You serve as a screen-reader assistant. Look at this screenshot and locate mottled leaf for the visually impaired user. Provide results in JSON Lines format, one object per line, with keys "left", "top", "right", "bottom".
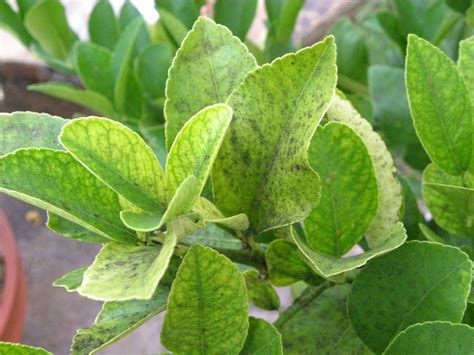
{"left": 277, "top": 284, "right": 371, "bottom": 354}
{"left": 384, "top": 322, "right": 474, "bottom": 355}
{"left": 121, "top": 175, "right": 199, "bottom": 232}
{"left": 306, "top": 122, "right": 378, "bottom": 256}
{"left": 0, "top": 112, "right": 65, "bottom": 156}
{"left": 326, "top": 95, "right": 402, "bottom": 247}
{"left": 244, "top": 270, "right": 280, "bottom": 311}
{"left": 0, "top": 149, "right": 134, "bottom": 243}
{"left": 0, "top": 343, "right": 51, "bottom": 355}
{"left": 164, "top": 17, "right": 257, "bottom": 148}
{"left": 241, "top": 317, "right": 283, "bottom": 355}
{"left": 193, "top": 197, "right": 249, "bottom": 231}
{"left": 348, "top": 241, "right": 472, "bottom": 353}
{"left": 214, "top": 36, "right": 337, "bottom": 234}
{"left": 60, "top": 117, "right": 166, "bottom": 213}
{"left": 166, "top": 104, "right": 232, "bottom": 196}
{"left": 161, "top": 245, "right": 248, "bottom": 353}
{"left": 406, "top": 34, "right": 472, "bottom": 175}
{"left": 265, "top": 239, "right": 323, "bottom": 286}
{"left": 79, "top": 232, "right": 176, "bottom": 301}
{"left": 53, "top": 267, "right": 86, "bottom": 292}
{"left": 294, "top": 222, "right": 407, "bottom": 278}
{"left": 422, "top": 164, "right": 474, "bottom": 237}
{"left": 71, "top": 286, "right": 170, "bottom": 355}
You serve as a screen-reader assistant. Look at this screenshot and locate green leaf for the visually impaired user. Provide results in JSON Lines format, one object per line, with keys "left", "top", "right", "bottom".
{"left": 400, "top": 176, "right": 423, "bottom": 240}
{"left": 214, "top": 0, "right": 258, "bottom": 41}
{"left": 0, "top": 149, "right": 134, "bottom": 243}
{"left": 113, "top": 18, "right": 145, "bottom": 115}
{"left": 0, "top": 343, "right": 51, "bottom": 355}
{"left": 265, "top": 239, "right": 323, "bottom": 286}
{"left": 277, "top": 284, "right": 371, "bottom": 354}
{"left": 136, "top": 43, "right": 172, "bottom": 99}
{"left": 166, "top": 104, "right": 232, "bottom": 197}
{"left": 118, "top": 0, "right": 141, "bottom": 29}
{"left": 164, "top": 17, "right": 257, "bottom": 149}
{"left": 24, "top": 0, "right": 76, "bottom": 61}
{"left": 348, "top": 241, "right": 472, "bottom": 353}
{"left": 183, "top": 223, "right": 243, "bottom": 250}
{"left": 28, "top": 82, "right": 116, "bottom": 118}
{"left": 241, "top": 317, "right": 283, "bottom": 355}
{"left": 384, "top": 321, "right": 474, "bottom": 354}
{"left": 60, "top": 117, "right": 167, "bottom": 213}
{"left": 406, "top": 34, "right": 472, "bottom": 175}
{"left": 74, "top": 42, "right": 115, "bottom": 101}
{"left": 155, "top": 8, "right": 189, "bottom": 50}
{"left": 447, "top": 0, "right": 472, "bottom": 13}
{"left": 306, "top": 122, "right": 378, "bottom": 257}
{"left": 376, "top": 11, "right": 406, "bottom": 52}
{"left": 161, "top": 245, "right": 248, "bottom": 353}
{"left": 121, "top": 175, "right": 199, "bottom": 232}
{"left": 0, "top": 1, "right": 32, "bottom": 46}
{"left": 0, "top": 112, "right": 65, "bottom": 156}
{"left": 368, "top": 65, "right": 426, "bottom": 164}
{"left": 214, "top": 36, "right": 337, "bottom": 235}
{"left": 459, "top": 36, "right": 474, "bottom": 106}
{"left": 394, "top": 0, "right": 448, "bottom": 41}
{"left": 79, "top": 233, "right": 176, "bottom": 301}
{"left": 422, "top": 164, "right": 474, "bottom": 237}
{"left": 193, "top": 197, "right": 249, "bottom": 231}
{"left": 419, "top": 223, "right": 448, "bottom": 244}
{"left": 326, "top": 95, "right": 402, "bottom": 247}
{"left": 138, "top": 123, "right": 167, "bottom": 167}
{"left": 294, "top": 222, "right": 407, "bottom": 278}
{"left": 71, "top": 286, "right": 170, "bottom": 355}
{"left": 119, "top": 211, "right": 162, "bottom": 232}
{"left": 53, "top": 267, "right": 86, "bottom": 292}
{"left": 264, "top": 0, "right": 305, "bottom": 60}
{"left": 156, "top": 0, "right": 199, "bottom": 29}
{"left": 47, "top": 213, "right": 110, "bottom": 244}
{"left": 88, "top": 0, "right": 119, "bottom": 50}
{"left": 331, "top": 17, "right": 369, "bottom": 85}
{"left": 244, "top": 270, "right": 280, "bottom": 311}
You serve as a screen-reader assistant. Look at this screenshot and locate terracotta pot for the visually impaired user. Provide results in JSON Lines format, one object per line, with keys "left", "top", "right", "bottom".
{"left": 0, "top": 209, "right": 27, "bottom": 342}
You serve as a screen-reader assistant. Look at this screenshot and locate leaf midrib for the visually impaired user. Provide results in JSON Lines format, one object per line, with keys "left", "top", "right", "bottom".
{"left": 417, "top": 47, "right": 465, "bottom": 173}
{"left": 248, "top": 43, "right": 330, "bottom": 225}
{"left": 394, "top": 259, "right": 469, "bottom": 335}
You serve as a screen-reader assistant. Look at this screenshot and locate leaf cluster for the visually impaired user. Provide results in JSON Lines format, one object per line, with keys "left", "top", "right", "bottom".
{"left": 0, "top": 2, "right": 473, "bottom": 355}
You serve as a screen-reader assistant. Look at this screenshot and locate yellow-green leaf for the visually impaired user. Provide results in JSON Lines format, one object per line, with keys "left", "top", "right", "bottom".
{"left": 326, "top": 95, "right": 402, "bottom": 247}
{"left": 0, "top": 149, "right": 134, "bottom": 243}
{"left": 60, "top": 117, "right": 166, "bottom": 213}
{"left": 214, "top": 36, "right": 337, "bottom": 235}
{"left": 164, "top": 17, "right": 257, "bottom": 149}
{"left": 165, "top": 104, "right": 232, "bottom": 197}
